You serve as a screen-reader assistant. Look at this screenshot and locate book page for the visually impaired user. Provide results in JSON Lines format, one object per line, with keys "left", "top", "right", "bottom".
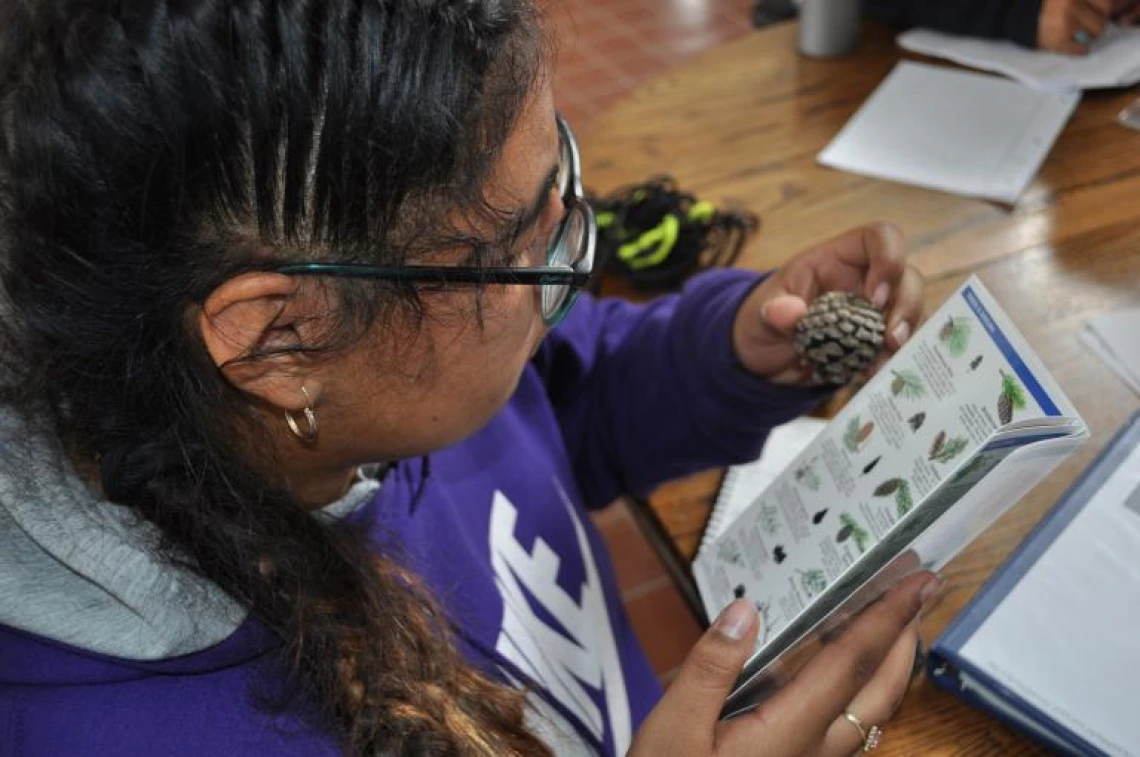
{"left": 722, "top": 432, "right": 1080, "bottom": 717}
{"left": 696, "top": 417, "right": 828, "bottom": 562}
{"left": 816, "top": 62, "right": 1080, "bottom": 204}
{"left": 958, "top": 439, "right": 1140, "bottom": 756}
{"left": 694, "top": 276, "right": 1081, "bottom": 656}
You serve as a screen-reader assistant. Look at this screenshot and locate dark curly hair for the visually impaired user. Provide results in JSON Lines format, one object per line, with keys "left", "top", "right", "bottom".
{"left": 0, "top": 0, "right": 554, "bottom": 754}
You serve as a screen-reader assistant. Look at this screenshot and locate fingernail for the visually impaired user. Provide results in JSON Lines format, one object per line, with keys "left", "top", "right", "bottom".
{"left": 892, "top": 320, "right": 911, "bottom": 346}
{"left": 872, "top": 282, "right": 890, "bottom": 309}
{"left": 920, "top": 575, "right": 944, "bottom": 605}
{"left": 713, "top": 599, "right": 757, "bottom": 641}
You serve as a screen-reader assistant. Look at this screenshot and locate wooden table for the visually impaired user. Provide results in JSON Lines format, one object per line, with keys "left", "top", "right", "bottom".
{"left": 580, "top": 20, "right": 1140, "bottom": 756}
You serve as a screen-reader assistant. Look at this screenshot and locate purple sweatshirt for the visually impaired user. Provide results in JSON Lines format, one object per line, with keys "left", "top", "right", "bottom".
{"left": 0, "top": 269, "right": 822, "bottom": 756}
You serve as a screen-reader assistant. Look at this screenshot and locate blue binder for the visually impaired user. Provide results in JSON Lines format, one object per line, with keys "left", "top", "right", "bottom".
{"left": 927, "top": 410, "right": 1140, "bottom": 756}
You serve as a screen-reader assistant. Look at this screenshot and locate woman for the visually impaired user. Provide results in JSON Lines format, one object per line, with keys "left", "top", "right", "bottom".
{"left": 0, "top": 0, "right": 934, "bottom": 754}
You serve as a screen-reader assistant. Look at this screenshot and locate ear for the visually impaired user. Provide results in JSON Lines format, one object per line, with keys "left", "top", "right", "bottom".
{"left": 198, "top": 272, "right": 325, "bottom": 411}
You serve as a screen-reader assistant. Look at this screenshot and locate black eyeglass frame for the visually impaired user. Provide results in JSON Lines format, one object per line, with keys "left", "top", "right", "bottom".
{"left": 274, "top": 116, "right": 595, "bottom": 325}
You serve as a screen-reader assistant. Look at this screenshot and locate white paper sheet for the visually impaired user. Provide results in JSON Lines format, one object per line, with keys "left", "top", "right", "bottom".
{"left": 959, "top": 439, "right": 1140, "bottom": 757}
{"left": 818, "top": 62, "right": 1080, "bottom": 204}
{"left": 899, "top": 25, "right": 1140, "bottom": 91}
{"left": 1081, "top": 309, "right": 1140, "bottom": 396}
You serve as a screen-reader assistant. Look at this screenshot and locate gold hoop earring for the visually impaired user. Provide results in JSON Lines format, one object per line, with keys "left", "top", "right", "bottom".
{"left": 284, "top": 386, "right": 319, "bottom": 444}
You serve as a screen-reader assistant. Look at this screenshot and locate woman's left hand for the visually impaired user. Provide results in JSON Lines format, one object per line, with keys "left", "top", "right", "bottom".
{"left": 732, "top": 222, "right": 924, "bottom": 385}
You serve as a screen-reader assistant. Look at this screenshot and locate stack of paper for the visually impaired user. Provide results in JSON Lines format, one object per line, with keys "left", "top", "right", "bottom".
{"left": 817, "top": 61, "right": 1080, "bottom": 203}
{"left": 1080, "top": 309, "right": 1140, "bottom": 395}
{"left": 899, "top": 25, "right": 1140, "bottom": 91}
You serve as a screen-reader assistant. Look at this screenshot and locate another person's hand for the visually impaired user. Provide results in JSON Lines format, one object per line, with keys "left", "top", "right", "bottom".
{"left": 1038, "top": 0, "right": 1112, "bottom": 54}
{"left": 629, "top": 572, "right": 939, "bottom": 757}
{"left": 731, "top": 222, "right": 923, "bottom": 385}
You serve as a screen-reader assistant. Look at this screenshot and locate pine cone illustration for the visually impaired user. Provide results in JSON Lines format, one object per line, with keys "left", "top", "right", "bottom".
{"left": 929, "top": 430, "right": 947, "bottom": 458}
{"left": 873, "top": 478, "right": 905, "bottom": 497}
{"left": 795, "top": 292, "right": 886, "bottom": 386}
{"left": 997, "top": 392, "right": 1014, "bottom": 425}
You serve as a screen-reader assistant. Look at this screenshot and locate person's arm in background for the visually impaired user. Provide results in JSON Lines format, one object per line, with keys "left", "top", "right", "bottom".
{"left": 865, "top": 0, "right": 1042, "bottom": 47}
{"left": 865, "top": 0, "right": 1123, "bottom": 54}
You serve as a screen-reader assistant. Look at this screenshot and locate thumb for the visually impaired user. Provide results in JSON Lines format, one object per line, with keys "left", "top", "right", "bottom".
{"left": 635, "top": 601, "right": 759, "bottom": 755}
{"left": 761, "top": 294, "right": 808, "bottom": 337}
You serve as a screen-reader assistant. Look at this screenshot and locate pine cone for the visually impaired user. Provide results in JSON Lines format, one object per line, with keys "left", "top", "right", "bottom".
{"left": 795, "top": 292, "right": 886, "bottom": 385}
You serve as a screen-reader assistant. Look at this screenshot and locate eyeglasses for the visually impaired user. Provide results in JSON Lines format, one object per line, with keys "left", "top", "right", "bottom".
{"left": 275, "top": 116, "right": 595, "bottom": 327}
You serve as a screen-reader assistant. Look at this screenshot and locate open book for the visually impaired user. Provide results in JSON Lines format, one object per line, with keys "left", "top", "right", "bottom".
{"left": 692, "top": 276, "right": 1089, "bottom": 717}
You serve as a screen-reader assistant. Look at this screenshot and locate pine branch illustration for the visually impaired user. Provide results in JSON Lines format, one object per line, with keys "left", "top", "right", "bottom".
{"left": 890, "top": 369, "right": 926, "bottom": 400}
{"left": 843, "top": 416, "right": 862, "bottom": 453}
{"left": 940, "top": 317, "right": 972, "bottom": 356}
{"left": 798, "top": 569, "right": 827, "bottom": 596}
{"left": 839, "top": 513, "right": 871, "bottom": 553}
{"left": 931, "top": 436, "right": 969, "bottom": 464}
{"left": 1000, "top": 370, "right": 1028, "bottom": 410}
{"left": 895, "top": 483, "right": 914, "bottom": 516}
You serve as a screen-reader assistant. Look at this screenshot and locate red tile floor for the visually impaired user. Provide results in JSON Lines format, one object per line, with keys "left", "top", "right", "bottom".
{"left": 549, "top": 0, "right": 755, "bottom": 135}
{"left": 551, "top": 0, "right": 759, "bottom": 682}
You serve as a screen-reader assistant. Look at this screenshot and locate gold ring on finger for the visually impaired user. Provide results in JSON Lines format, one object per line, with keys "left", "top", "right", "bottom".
{"left": 844, "top": 711, "right": 883, "bottom": 752}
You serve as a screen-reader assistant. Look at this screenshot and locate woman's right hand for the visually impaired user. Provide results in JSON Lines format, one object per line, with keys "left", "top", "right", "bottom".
{"left": 628, "top": 572, "right": 939, "bottom": 757}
